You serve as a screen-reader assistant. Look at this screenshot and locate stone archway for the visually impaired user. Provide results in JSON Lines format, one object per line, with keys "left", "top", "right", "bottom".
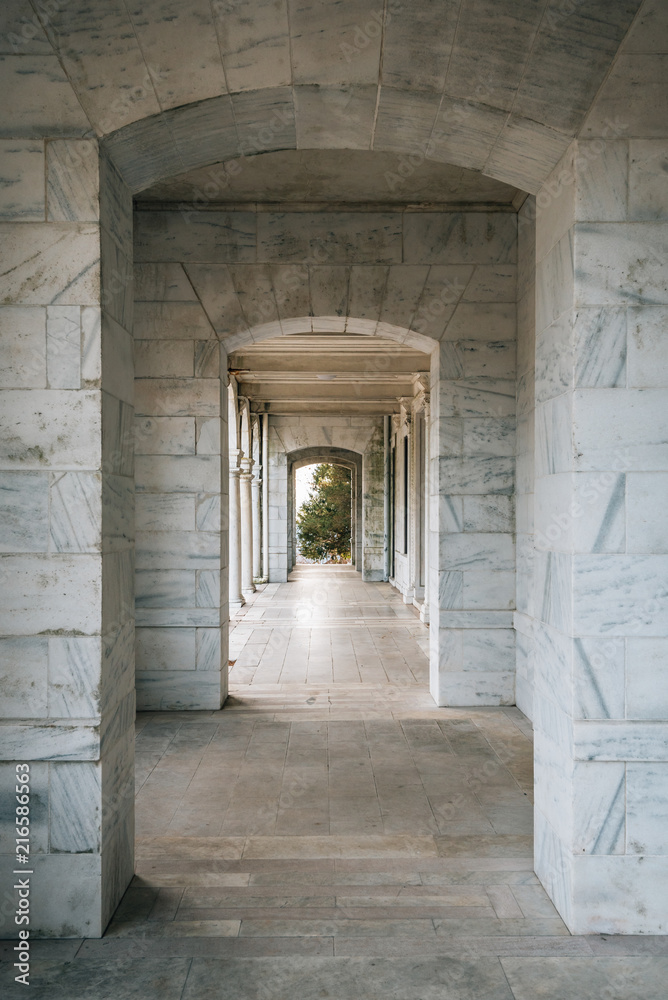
{"left": 288, "top": 448, "right": 363, "bottom": 574}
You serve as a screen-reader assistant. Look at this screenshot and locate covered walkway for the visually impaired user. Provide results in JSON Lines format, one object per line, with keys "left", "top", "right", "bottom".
{"left": 9, "top": 570, "right": 667, "bottom": 998}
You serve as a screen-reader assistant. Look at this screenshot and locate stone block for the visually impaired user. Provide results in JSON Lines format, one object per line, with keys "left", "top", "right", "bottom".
{"left": 0, "top": 306, "right": 46, "bottom": 389}
{"left": 0, "top": 762, "right": 48, "bottom": 857}
{"left": 573, "top": 306, "right": 626, "bottom": 388}
{"left": 133, "top": 301, "right": 215, "bottom": 341}
{"left": 0, "top": 635, "right": 48, "bottom": 717}
{"left": 0, "top": 139, "right": 44, "bottom": 220}
{"left": 134, "top": 210, "right": 256, "bottom": 263}
{"left": 257, "top": 212, "right": 402, "bottom": 265}
{"left": 535, "top": 313, "right": 571, "bottom": 404}
{"left": 135, "top": 494, "right": 196, "bottom": 531}
{"left": 101, "top": 314, "right": 133, "bottom": 405}
{"left": 135, "top": 627, "right": 196, "bottom": 671}
{"left": 536, "top": 231, "right": 574, "bottom": 330}
{"left": 46, "top": 305, "right": 80, "bottom": 389}
{"left": 485, "top": 117, "right": 572, "bottom": 193}
{"left": 134, "top": 378, "right": 220, "bottom": 418}
{"left": 462, "top": 264, "right": 517, "bottom": 303}
{"left": 48, "top": 635, "right": 101, "bottom": 718}
{"left": 196, "top": 570, "right": 220, "bottom": 609}
{"left": 438, "top": 456, "right": 514, "bottom": 496}
{"left": 102, "top": 474, "right": 134, "bottom": 553}
{"left": 374, "top": 88, "right": 440, "bottom": 155}
{"left": 100, "top": 548, "right": 134, "bottom": 633}
{"left": 403, "top": 213, "right": 516, "bottom": 265}
{"left": 100, "top": 229, "right": 133, "bottom": 330}
{"left": 50, "top": 471, "right": 102, "bottom": 553}
{"left": 571, "top": 472, "right": 625, "bottom": 554}
{"left": 0, "top": 222, "right": 100, "bottom": 306}
{"left": 626, "top": 763, "right": 668, "bottom": 855}
{"left": 627, "top": 306, "right": 668, "bottom": 388}
{"left": 575, "top": 222, "right": 668, "bottom": 307}
{"left": 81, "top": 307, "right": 101, "bottom": 385}
{"left": 462, "top": 570, "right": 515, "bottom": 610}
{"left": 463, "top": 495, "right": 514, "bottom": 533}
{"left": 214, "top": 0, "right": 290, "bottom": 92}
{"left": 442, "top": 302, "right": 516, "bottom": 342}
{"left": 196, "top": 418, "right": 221, "bottom": 455}
{"left": 532, "top": 551, "right": 572, "bottom": 633}
{"left": 535, "top": 394, "right": 573, "bottom": 478}
{"left": 196, "top": 627, "right": 221, "bottom": 671}
{"left": 574, "top": 140, "right": 628, "bottom": 224}
{"left": 0, "top": 54, "right": 90, "bottom": 138}
{"left": 101, "top": 393, "right": 133, "bottom": 478}
{"left": 295, "top": 85, "right": 376, "bottom": 149}
{"left": 0, "top": 470, "right": 49, "bottom": 551}
{"left": 573, "top": 388, "right": 668, "bottom": 472}
{"left": 626, "top": 637, "right": 668, "bottom": 720}
{"left": 431, "top": 99, "right": 507, "bottom": 172}
{"left": 436, "top": 670, "right": 515, "bottom": 707}
{"left": 574, "top": 719, "right": 668, "bottom": 763}
{"left": 135, "top": 455, "right": 220, "bottom": 494}
{"left": 135, "top": 569, "right": 197, "bottom": 610}
{"left": 135, "top": 530, "right": 220, "bottom": 571}
{"left": 134, "top": 263, "right": 197, "bottom": 302}
{"left": 46, "top": 139, "right": 99, "bottom": 222}
{"left": 49, "top": 761, "right": 101, "bottom": 853}
{"left": 290, "top": 1, "right": 381, "bottom": 86}
{"left": 0, "top": 554, "right": 101, "bottom": 634}
{"left": 135, "top": 669, "right": 223, "bottom": 711}
{"left": 0, "top": 722, "right": 99, "bottom": 761}
{"left": 134, "top": 416, "right": 195, "bottom": 456}
{"left": 628, "top": 139, "right": 668, "bottom": 220}
{"left": 573, "top": 635, "right": 625, "bottom": 721}
{"left": 196, "top": 493, "right": 220, "bottom": 531}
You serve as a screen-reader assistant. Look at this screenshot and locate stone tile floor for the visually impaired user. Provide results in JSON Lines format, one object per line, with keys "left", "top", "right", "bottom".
{"left": 2, "top": 566, "right": 667, "bottom": 997}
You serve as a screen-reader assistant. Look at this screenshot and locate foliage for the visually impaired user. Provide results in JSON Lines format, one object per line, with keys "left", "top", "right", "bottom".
{"left": 296, "top": 464, "right": 352, "bottom": 563}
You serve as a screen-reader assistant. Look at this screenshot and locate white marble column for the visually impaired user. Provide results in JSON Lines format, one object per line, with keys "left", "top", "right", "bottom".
{"left": 252, "top": 472, "right": 262, "bottom": 581}
{"left": 532, "top": 137, "right": 668, "bottom": 934}
{"left": 0, "top": 144, "right": 135, "bottom": 937}
{"left": 420, "top": 399, "right": 430, "bottom": 624}
{"left": 228, "top": 449, "right": 244, "bottom": 609}
{"left": 261, "top": 413, "right": 270, "bottom": 582}
{"left": 240, "top": 456, "right": 255, "bottom": 595}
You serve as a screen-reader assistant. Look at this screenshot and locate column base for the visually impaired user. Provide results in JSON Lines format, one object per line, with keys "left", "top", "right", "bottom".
{"left": 229, "top": 598, "right": 245, "bottom": 610}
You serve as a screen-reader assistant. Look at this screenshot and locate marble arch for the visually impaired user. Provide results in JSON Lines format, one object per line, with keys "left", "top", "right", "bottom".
{"left": 287, "top": 447, "right": 363, "bottom": 572}
{"left": 1, "top": 0, "right": 667, "bottom": 943}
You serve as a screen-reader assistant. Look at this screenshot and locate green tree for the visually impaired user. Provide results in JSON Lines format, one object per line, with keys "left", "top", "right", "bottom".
{"left": 297, "top": 464, "right": 352, "bottom": 562}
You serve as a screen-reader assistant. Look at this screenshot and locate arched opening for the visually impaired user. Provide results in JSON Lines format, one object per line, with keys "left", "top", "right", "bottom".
{"left": 3, "top": 0, "right": 664, "bottom": 950}
{"left": 290, "top": 451, "right": 360, "bottom": 571}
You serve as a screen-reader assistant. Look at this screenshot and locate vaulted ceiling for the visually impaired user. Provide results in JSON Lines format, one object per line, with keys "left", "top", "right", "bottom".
{"left": 2, "top": 0, "right": 656, "bottom": 194}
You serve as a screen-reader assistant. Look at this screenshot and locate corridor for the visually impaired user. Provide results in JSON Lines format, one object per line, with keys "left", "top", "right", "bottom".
{"left": 6, "top": 569, "right": 666, "bottom": 999}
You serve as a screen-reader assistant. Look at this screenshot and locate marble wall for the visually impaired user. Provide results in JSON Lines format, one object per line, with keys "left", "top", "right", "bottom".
{"left": 514, "top": 198, "right": 536, "bottom": 720}
{"left": 427, "top": 225, "right": 517, "bottom": 707}
{"left": 133, "top": 264, "right": 228, "bottom": 710}
{"left": 533, "top": 137, "right": 668, "bottom": 934}
{"left": 0, "top": 142, "right": 135, "bottom": 936}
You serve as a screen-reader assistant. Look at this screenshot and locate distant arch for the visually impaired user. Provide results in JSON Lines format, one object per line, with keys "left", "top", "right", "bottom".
{"left": 288, "top": 447, "right": 362, "bottom": 572}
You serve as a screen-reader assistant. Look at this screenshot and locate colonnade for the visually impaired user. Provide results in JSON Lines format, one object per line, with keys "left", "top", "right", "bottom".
{"left": 387, "top": 383, "right": 431, "bottom": 623}
{"left": 228, "top": 381, "right": 268, "bottom": 608}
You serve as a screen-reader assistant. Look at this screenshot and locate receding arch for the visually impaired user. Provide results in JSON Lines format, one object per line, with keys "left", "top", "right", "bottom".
{"left": 222, "top": 316, "right": 440, "bottom": 355}
{"left": 288, "top": 447, "right": 363, "bottom": 572}
{"left": 101, "top": 85, "right": 567, "bottom": 195}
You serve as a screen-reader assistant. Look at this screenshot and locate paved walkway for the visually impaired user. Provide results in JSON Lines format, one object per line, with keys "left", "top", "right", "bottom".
{"left": 3, "top": 567, "right": 667, "bottom": 997}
